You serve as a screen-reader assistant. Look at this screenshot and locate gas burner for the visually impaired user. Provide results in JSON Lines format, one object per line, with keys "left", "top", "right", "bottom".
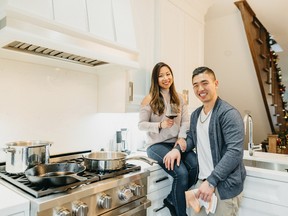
{"left": 0, "top": 151, "right": 150, "bottom": 216}
{"left": 0, "top": 160, "right": 140, "bottom": 198}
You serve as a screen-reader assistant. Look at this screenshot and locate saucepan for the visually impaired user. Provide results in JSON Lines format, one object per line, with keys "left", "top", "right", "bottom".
{"left": 83, "top": 151, "right": 157, "bottom": 172}
{"left": 24, "top": 163, "right": 87, "bottom": 187}
{"left": 2, "top": 140, "right": 52, "bottom": 174}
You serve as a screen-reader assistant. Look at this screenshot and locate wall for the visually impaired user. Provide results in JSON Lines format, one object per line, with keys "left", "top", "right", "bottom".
{"left": 204, "top": 2, "right": 271, "bottom": 147}
{"left": 0, "top": 58, "right": 147, "bottom": 162}
{"left": 0, "top": 58, "right": 101, "bottom": 161}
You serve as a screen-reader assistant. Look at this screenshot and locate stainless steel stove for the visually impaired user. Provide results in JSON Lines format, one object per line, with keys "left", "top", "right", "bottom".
{"left": 0, "top": 151, "right": 151, "bottom": 216}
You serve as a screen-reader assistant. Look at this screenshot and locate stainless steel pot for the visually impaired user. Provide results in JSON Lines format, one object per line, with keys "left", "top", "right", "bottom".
{"left": 3, "top": 140, "right": 52, "bottom": 174}
{"left": 83, "top": 151, "right": 157, "bottom": 172}
{"left": 24, "top": 163, "right": 87, "bottom": 187}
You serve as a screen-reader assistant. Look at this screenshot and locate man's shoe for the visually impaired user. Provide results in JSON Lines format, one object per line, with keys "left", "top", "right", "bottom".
{"left": 163, "top": 198, "right": 177, "bottom": 216}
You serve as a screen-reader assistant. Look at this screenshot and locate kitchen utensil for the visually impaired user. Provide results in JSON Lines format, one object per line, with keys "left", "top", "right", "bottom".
{"left": 83, "top": 151, "right": 157, "bottom": 172}
{"left": 2, "top": 140, "right": 52, "bottom": 174}
{"left": 24, "top": 163, "right": 87, "bottom": 187}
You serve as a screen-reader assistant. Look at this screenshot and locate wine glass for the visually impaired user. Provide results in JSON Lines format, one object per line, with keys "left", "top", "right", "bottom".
{"left": 165, "top": 103, "right": 178, "bottom": 119}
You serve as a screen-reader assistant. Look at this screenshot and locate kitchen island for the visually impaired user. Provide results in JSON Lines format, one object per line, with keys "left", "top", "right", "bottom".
{"left": 131, "top": 150, "right": 288, "bottom": 216}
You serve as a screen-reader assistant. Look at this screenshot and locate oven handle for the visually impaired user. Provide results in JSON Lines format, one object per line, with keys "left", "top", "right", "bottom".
{"left": 118, "top": 199, "right": 151, "bottom": 216}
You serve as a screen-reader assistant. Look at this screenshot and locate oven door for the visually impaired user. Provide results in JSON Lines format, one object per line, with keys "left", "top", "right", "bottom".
{"left": 100, "top": 197, "right": 151, "bottom": 216}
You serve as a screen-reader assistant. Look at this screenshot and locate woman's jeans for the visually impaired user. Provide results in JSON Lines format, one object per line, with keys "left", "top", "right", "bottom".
{"left": 147, "top": 142, "right": 198, "bottom": 216}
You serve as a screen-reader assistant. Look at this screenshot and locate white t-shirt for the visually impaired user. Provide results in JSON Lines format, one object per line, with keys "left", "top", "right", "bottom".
{"left": 197, "top": 109, "right": 214, "bottom": 180}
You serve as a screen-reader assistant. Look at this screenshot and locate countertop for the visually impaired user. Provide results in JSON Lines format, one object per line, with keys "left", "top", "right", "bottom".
{"left": 130, "top": 150, "right": 288, "bottom": 182}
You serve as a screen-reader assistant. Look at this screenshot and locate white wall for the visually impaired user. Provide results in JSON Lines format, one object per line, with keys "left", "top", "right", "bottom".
{"left": 0, "top": 59, "right": 100, "bottom": 160}
{"left": 204, "top": 3, "right": 271, "bottom": 147}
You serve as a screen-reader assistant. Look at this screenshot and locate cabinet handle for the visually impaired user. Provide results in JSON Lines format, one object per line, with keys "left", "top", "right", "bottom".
{"left": 153, "top": 205, "right": 166, "bottom": 212}
{"left": 129, "top": 81, "right": 133, "bottom": 102}
{"left": 155, "top": 176, "right": 169, "bottom": 183}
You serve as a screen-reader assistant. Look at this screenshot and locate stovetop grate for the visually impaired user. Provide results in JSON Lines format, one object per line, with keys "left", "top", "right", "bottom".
{"left": 0, "top": 162, "right": 141, "bottom": 198}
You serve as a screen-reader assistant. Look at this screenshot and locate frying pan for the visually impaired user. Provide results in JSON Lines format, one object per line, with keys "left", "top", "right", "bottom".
{"left": 83, "top": 151, "right": 157, "bottom": 172}
{"left": 24, "top": 163, "right": 87, "bottom": 187}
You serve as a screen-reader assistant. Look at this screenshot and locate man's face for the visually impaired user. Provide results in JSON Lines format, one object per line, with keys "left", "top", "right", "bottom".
{"left": 192, "top": 72, "right": 218, "bottom": 103}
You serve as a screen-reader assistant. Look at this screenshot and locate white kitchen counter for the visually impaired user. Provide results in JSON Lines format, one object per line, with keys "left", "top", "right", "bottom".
{"left": 244, "top": 150, "right": 288, "bottom": 165}
{"left": 131, "top": 150, "right": 288, "bottom": 215}
{"left": 0, "top": 182, "right": 30, "bottom": 216}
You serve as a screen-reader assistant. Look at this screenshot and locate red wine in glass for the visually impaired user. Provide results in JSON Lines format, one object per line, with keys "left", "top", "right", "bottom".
{"left": 165, "top": 114, "right": 178, "bottom": 119}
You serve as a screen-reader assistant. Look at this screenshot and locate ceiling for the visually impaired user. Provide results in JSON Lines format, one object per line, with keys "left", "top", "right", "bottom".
{"left": 205, "top": 0, "right": 288, "bottom": 81}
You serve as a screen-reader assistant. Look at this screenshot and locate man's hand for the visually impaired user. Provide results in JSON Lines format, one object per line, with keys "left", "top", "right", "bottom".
{"left": 195, "top": 180, "right": 215, "bottom": 202}
{"left": 163, "top": 148, "right": 181, "bottom": 170}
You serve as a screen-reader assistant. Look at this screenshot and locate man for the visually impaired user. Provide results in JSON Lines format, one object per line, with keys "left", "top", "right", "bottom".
{"left": 186, "top": 66, "right": 246, "bottom": 216}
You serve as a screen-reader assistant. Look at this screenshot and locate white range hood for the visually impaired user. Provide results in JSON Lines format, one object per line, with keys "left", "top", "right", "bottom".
{"left": 0, "top": 8, "right": 139, "bottom": 71}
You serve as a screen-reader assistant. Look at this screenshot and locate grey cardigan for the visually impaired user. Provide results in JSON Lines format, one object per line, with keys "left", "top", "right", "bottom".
{"left": 186, "top": 97, "right": 246, "bottom": 200}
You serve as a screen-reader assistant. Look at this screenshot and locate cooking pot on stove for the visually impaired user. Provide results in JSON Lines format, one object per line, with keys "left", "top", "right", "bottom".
{"left": 2, "top": 140, "right": 52, "bottom": 174}
{"left": 83, "top": 151, "right": 157, "bottom": 172}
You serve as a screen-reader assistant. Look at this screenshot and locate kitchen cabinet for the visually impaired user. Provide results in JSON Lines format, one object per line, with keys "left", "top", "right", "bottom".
{"left": 147, "top": 168, "right": 173, "bottom": 215}
{"left": 96, "top": 65, "right": 146, "bottom": 113}
{"left": 112, "top": 0, "right": 136, "bottom": 49}
{"left": 6, "top": 0, "right": 54, "bottom": 19}
{"left": 238, "top": 151, "right": 288, "bottom": 216}
{"left": 239, "top": 173, "right": 288, "bottom": 216}
{"left": 5, "top": 0, "right": 137, "bottom": 49}
{"left": 86, "top": 0, "right": 114, "bottom": 41}
{"left": 0, "top": 183, "right": 30, "bottom": 216}
{"left": 155, "top": 0, "right": 204, "bottom": 112}
{"left": 240, "top": 197, "right": 288, "bottom": 216}
{"left": 53, "top": 0, "right": 88, "bottom": 31}
{"left": 97, "top": 0, "right": 155, "bottom": 113}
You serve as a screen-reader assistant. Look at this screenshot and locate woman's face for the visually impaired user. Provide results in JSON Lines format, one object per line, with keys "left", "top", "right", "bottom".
{"left": 158, "top": 66, "right": 173, "bottom": 90}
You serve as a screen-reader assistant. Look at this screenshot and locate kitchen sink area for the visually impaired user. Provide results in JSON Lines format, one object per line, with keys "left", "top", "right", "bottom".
{"left": 239, "top": 150, "right": 288, "bottom": 216}
{"left": 243, "top": 159, "right": 288, "bottom": 172}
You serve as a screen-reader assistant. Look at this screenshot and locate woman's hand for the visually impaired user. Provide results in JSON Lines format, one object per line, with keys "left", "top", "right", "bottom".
{"left": 161, "top": 119, "right": 174, "bottom": 129}
{"left": 175, "top": 138, "right": 187, "bottom": 152}
{"left": 163, "top": 149, "right": 181, "bottom": 170}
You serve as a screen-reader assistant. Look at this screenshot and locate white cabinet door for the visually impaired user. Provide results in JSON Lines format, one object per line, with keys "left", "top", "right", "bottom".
{"left": 239, "top": 197, "right": 288, "bottom": 216}
{"left": 53, "top": 0, "right": 88, "bottom": 31}
{"left": 147, "top": 186, "right": 171, "bottom": 216}
{"left": 7, "top": 0, "right": 53, "bottom": 19}
{"left": 97, "top": 65, "right": 127, "bottom": 113}
{"left": 148, "top": 168, "right": 173, "bottom": 194}
{"left": 86, "top": 0, "right": 115, "bottom": 41}
{"left": 155, "top": 0, "right": 204, "bottom": 113}
{"left": 112, "top": 0, "right": 136, "bottom": 49}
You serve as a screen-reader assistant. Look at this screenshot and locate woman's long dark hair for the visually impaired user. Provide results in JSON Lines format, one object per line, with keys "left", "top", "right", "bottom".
{"left": 149, "top": 62, "right": 180, "bottom": 115}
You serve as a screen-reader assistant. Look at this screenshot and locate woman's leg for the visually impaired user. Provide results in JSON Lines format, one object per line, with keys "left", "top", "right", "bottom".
{"left": 182, "top": 151, "right": 199, "bottom": 189}
{"left": 147, "top": 143, "right": 189, "bottom": 216}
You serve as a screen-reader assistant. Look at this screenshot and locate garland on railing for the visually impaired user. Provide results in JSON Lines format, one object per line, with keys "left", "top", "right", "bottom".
{"left": 270, "top": 49, "right": 288, "bottom": 121}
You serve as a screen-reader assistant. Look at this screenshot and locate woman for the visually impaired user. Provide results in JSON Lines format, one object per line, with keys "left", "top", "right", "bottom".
{"left": 138, "top": 62, "right": 198, "bottom": 216}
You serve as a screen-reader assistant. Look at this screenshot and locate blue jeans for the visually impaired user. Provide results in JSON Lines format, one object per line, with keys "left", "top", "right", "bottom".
{"left": 147, "top": 142, "right": 198, "bottom": 216}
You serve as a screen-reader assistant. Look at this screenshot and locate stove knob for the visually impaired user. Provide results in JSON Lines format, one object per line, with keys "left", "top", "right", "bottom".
{"left": 98, "top": 193, "right": 112, "bottom": 209}
{"left": 54, "top": 207, "right": 71, "bottom": 216}
{"left": 130, "top": 183, "right": 144, "bottom": 196}
{"left": 118, "top": 187, "right": 133, "bottom": 201}
{"left": 72, "top": 201, "right": 89, "bottom": 216}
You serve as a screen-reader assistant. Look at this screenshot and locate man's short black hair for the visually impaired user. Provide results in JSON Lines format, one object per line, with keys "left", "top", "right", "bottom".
{"left": 192, "top": 66, "right": 216, "bottom": 80}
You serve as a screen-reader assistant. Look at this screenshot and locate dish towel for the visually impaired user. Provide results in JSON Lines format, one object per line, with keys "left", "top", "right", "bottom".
{"left": 185, "top": 189, "right": 217, "bottom": 214}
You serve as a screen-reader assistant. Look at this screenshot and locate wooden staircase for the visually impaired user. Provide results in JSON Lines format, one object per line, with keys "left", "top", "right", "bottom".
{"left": 235, "top": 0, "right": 287, "bottom": 134}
